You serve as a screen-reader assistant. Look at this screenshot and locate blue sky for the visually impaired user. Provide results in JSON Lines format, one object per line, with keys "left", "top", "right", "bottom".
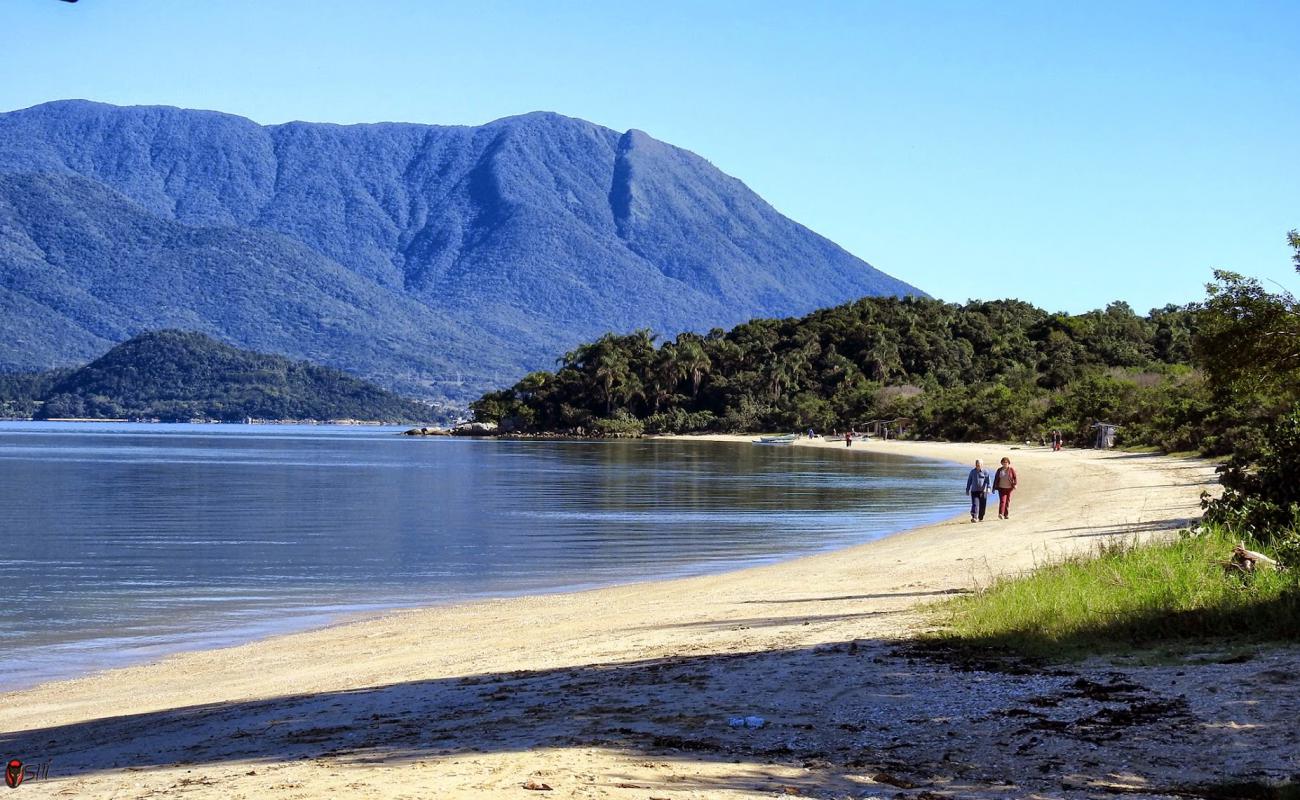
{"left": 3, "top": 0, "right": 1296, "bottom": 313}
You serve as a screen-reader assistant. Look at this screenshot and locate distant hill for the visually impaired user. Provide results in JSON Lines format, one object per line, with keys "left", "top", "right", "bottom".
{"left": 0, "top": 100, "right": 924, "bottom": 401}
{"left": 1, "top": 330, "right": 440, "bottom": 423}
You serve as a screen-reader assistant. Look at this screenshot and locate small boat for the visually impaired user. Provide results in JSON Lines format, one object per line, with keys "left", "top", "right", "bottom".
{"left": 754, "top": 433, "right": 798, "bottom": 445}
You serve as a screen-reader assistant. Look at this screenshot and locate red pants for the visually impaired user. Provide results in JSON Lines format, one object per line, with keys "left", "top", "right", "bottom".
{"left": 998, "top": 489, "right": 1013, "bottom": 517}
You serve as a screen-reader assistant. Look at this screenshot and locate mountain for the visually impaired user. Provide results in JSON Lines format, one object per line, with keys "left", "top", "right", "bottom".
{"left": 6, "top": 330, "right": 439, "bottom": 423}
{"left": 0, "top": 100, "right": 923, "bottom": 401}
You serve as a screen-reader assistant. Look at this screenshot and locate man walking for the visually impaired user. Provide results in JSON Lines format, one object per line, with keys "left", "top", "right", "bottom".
{"left": 965, "top": 459, "right": 992, "bottom": 522}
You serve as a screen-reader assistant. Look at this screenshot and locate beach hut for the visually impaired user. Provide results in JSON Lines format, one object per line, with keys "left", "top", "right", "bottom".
{"left": 862, "top": 417, "right": 912, "bottom": 440}
{"left": 1091, "top": 421, "right": 1120, "bottom": 449}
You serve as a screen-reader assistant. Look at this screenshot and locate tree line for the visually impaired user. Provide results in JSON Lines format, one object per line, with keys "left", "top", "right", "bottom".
{"left": 474, "top": 290, "right": 1208, "bottom": 446}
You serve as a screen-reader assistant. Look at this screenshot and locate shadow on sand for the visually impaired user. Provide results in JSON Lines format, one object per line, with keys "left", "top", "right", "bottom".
{"left": 4, "top": 625, "right": 1296, "bottom": 797}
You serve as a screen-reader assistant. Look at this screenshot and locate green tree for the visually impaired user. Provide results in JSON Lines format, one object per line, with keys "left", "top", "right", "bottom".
{"left": 862, "top": 333, "right": 902, "bottom": 382}
{"left": 675, "top": 337, "right": 712, "bottom": 400}
{"left": 1194, "top": 270, "right": 1300, "bottom": 397}
{"left": 1204, "top": 404, "right": 1300, "bottom": 544}
{"left": 593, "top": 341, "right": 632, "bottom": 416}
{"left": 648, "top": 343, "right": 687, "bottom": 413}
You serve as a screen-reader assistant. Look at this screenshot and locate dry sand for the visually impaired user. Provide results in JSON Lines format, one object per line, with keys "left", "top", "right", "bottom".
{"left": 2, "top": 437, "right": 1296, "bottom": 799}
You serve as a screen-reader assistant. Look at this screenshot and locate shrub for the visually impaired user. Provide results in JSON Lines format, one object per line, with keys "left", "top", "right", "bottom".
{"left": 1204, "top": 404, "right": 1300, "bottom": 544}
{"left": 643, "top": 408, "right": 717, "bottom": 434}
{"left": 590, "top": 409, "right": 644, "bottom": 436}
{"left": 718, "top": 396, "right": 772, "bottom": 433}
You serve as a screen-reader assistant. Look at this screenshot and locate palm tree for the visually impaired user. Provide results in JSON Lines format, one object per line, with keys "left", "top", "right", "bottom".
{"left": 764, "top": 352, "right": 800, "bottom": 401}
{"left": 559, "top": 341, "right": 597, "bottom": 371}
{"left": 617, "top": 370, "right": 646, "bottom": 414}
{"left": 649, "top": 344, "right": 687, "bottom": 413}
{"left": 864, "top": 335, "right": 903, "bottom": 382}
{"left": 765, "top": 338, "right": 819, "bottom": 401}
{"left": 516, "top": 371, "right": 551, "bottom": 401}
{"left": 676, "top": 338, "right": 712, "bottom": 401}
{"left": 593, "top": 345, "right": 631, "bottom": 415}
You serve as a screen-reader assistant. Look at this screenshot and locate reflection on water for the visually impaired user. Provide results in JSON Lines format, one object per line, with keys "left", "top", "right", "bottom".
{"left": 0, "top": 422, "right": 963, "bottom": 688}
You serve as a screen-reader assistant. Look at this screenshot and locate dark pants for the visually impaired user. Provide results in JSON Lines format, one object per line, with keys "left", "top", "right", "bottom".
{"left": 970, "top": 491, "right": 987, "bottom": 520}
{"left": 998, "top": 488, "right": 1013, "bottom": 517}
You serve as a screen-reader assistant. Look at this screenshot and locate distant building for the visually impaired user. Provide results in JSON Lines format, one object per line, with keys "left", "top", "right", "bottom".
{"left": 1091, "top": 422, "right": 1119, "bottom": 449}
{"left": 863, "top": 418, "right": 911, "bottom": 440}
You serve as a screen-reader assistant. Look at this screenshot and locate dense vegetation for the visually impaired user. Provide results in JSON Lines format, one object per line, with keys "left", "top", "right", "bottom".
{"left": 1197, "top": 235, "right": 1300, "bottom": 562}
{"left": 473, "top": 294, "right": 1206, "bottom": 447}
{"left": 0, "top": 330, "right": 441, "bottom": 424}
{"left": 0, "top": 100, "right": 918, "bottom": 402}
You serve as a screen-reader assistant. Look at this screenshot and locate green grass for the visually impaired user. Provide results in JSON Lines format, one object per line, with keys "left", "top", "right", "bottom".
{"left": 1117, "top": 444, "right": 1163, "bottom": 454}
{"left": 928, "top": 526, "right": 1300, "bottom": 660}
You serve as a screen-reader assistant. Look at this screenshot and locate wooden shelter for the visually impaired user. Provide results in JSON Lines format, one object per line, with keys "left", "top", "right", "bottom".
{"left": 862, "top": 417, "right": 912, "bottom": 440}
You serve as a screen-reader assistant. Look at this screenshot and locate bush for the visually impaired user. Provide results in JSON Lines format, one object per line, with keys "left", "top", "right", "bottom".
{"left": 643, "top": 407, "right": 717, "bottom": 434}
{"left": 1275, "top": 533, "right": 1300, "bottom": 572}
{"left": 590, "top": 410, "right": 644, "bottom": 436}
{"left": 1204, "top": 404, "right": 1300, "bottom": 544}
{"left": 1121, "top": 371, "right": 1213, "bottom": 452}
{"left": 783, "top": 392, "right": 837, "bottom": 432}
{"left": 914, "top": 382, "right": 1043, "bottom": 441}
{"left": 718, "top": 396, "right": 772, "bottom": 433}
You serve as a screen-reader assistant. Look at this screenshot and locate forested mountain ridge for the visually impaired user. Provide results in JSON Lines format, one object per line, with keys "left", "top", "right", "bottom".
{"left": 0, "top": 330, "right": 440, "bottom": 423}
{"left": 0, "top": 100, "right": 922, "bottom": 400}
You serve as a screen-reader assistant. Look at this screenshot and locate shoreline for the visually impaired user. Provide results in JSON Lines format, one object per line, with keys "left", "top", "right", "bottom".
{"left": 7, "top": 437, "right": 1291, "bottom": 798}
{"left": 0, "top": 434, "right": 963, "bottom": 693}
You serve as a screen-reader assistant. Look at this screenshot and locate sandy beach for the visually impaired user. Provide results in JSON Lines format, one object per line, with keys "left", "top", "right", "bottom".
{"left": 2, "top": 437, "right": 1296, "bottom": 799}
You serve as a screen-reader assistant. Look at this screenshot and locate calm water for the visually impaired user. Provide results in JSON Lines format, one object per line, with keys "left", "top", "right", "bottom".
{"left": 0, "top": 422, "right": 963, "bottom": 689}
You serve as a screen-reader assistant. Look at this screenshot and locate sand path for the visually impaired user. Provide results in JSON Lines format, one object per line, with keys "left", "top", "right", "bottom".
{"left": 3, "top": 438, "right": 1295, "bottom": 799}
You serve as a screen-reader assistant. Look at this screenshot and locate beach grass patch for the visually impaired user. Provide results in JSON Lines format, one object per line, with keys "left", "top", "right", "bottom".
{"left": 928, "top": 525, "right": 1300, "bottom": 660}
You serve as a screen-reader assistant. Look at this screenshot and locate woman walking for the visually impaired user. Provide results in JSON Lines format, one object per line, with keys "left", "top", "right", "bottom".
{"left": 994, "top": 457, "right": 1018, "bottom": 519}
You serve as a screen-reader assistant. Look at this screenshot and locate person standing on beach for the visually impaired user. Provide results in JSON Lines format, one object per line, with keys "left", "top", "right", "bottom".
{"left": 1051, "top": 430, "right": 1062, "bottom": 451}
{"left": 994, "top": 457, "right": 1018, "bottom": 519}
{"left": 845, "top": 431, "right": 852, "bottom": 447}
{"left": 965, "top": 459, "right": 992, "bottom": 522}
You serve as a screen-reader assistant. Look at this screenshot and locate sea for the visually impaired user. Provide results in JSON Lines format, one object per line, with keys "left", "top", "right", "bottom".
{"left": 0, "top": 422, "right": 964, "bottom": 690}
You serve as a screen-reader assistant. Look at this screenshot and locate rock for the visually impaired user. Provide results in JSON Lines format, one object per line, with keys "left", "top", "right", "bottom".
{"left": 870, "top": 772, "right": 917, "bottom": 789}
{"left": 453, "top": 421, "right": 499, "bottom": 436}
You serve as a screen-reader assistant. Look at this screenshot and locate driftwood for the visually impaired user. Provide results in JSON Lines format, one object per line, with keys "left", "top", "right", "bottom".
{"left": 1222, "top": 542, "right": 1278, "bottom": 575}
